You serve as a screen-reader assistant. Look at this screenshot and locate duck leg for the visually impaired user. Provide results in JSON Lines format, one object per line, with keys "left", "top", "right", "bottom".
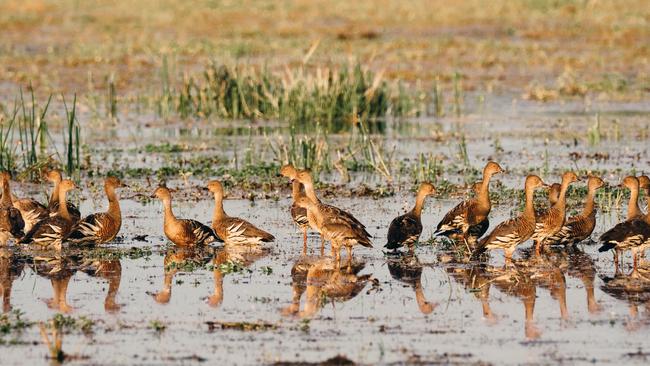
{"left": 320, "top": 234, "right": 325, "bottom": 256}
{"left": 345, "top": 246, "right": 352, "bottom": 273}
{"left": 302, "top": 228, "right": 308, "bottom": 255}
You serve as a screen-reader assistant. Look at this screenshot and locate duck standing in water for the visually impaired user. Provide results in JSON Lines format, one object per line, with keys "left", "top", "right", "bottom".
{"left": 18, "top": 179, "right": 77, "bottom": 250}
{"left": 279, "top": 164, "right": 311, "bottom": 253}
{"left": 208, "top": 180, "right": 274, "bottom": 245}
{"left": 531, "top": 171, "right": 579, "bottom": 255}
{"left": 546, "top": 176, "right": 605, "bottom": 245}
{"left": 435, "top": 161, "right": 504, "bottom": 247}
{"left": 0, "top": 171, "right": 48, "bottom": 233}
{"left": 385, "top": 183, "right": 436, "bottom": 253}
{"left": 43, "top": 169, "right": 81, "bottom": 221}
{"left": 66, "top": 177, "right": 127, "bottom": 245}
{"left": 472, "top": 175, "right": 547, "bottom": 262}
{"left": 152, "top": 186, "right": 217, "bottom": 247}
{"left": 0, "top": 173, "right": 25, "bottom": 244}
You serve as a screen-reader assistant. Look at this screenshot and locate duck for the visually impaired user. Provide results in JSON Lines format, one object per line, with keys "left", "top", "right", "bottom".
{"left": 207, "top": 180, "right": 274, "bottom": 245}
{"left": 384, "top": 183, "right": 436, "bottom": 252}
{"left": 467, "top": 181, "right": 489, "bottom": 240}
{"left": 0, "top": 171, "right": 48, "bottom": 233}
{"left": 66, "top": 177, "right": 127, "bottom": 245}
{"left": 435, "top": 161, "right": 504, "bottom": 246}
{"left": 18, "top": 179, "right": 77, "bottom": 250}
{"left": 279, "top": 164, "right": 311, "bottom": 253}
{"left": 295, "top": 196, "right": 372, "bottom": 267}
{"left": 0, "top": 173, "right": 25, "bottom": 244}
{"left": 43, "top": 169, "right": 81, "bottom": 221}
{"left": 546, "top": 176, "right": 605, "bottom": 245}
{"left": 294, "top": 169, "right": 371, "bottom": 242}
{"left": 151, "top": 186, "right": 218, "bottom": 247}
{"left": 600, "top": 176, "right": 644, "bottom": 268}
{"left": 598, "top": 177, "right": 650, "bottom": 272}
{"left": 472, "top": 175, "right": 547, "bottom": 262}
{"left": 530, "top": 171, "right": 579, "bottom": 254}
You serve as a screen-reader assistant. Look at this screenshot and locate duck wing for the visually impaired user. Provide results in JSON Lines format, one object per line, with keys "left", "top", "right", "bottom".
{"left": 385, "top": 213, "right": 421, "bottom": 250}
{"left": 67, "top": 213, "right": 120, "bottom": 245}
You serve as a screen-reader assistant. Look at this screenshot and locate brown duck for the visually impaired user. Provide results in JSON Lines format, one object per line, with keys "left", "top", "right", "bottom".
{"left": 18, "top": 179, "right": 77, "bottom": 250}
{"left": 280, "top": 164, "right": 311, "bottom": 253}
{"left": 152, "top": 186, "right": 217, "bottom": 247}
{"left": 546, "top": 176, "right": 605, "bottom": 245}
{"left": 385, "top": 183, "right": 436, "bottom": 252}
{"left": 66, "top": 177, "right": 127, "bottom": 245}
{"left": 0, "top": 173, "right": 25, "bottom": 244}
{"left": 295, "top": 196, "right": 372, "bottom": 267}
{"left": 0, "top": 171, "right": 48, "bottom": 233}
{"left": 531, "top": 171, "right": 579, "bottom": 254}
{"left": 473, "top": 175, "right": 547, "bottom": 262}
{"left": 44, "top": 169, "right": 81, "bottom": 221}
{"left": 208, "top": 180, "right": 274, "bottom": 245}
{"left": 435, "top": 161, "right": 504, "bottom": 245}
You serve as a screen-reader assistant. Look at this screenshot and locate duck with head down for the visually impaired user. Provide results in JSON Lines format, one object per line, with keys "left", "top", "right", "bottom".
{"left": 151, "top": 186, "right": 217, "bottom": 247}
{"left": 208, "top": 180, "right": 274, "bottom": 245}
{"left": 435, "top": 161, "right": 504, "bottom": 246}
{"left": 531, "top": 171, "right": 580, "bottom": 255}
{"left": 18, "top": 179, "right": 77, "bottom": 250}
{"left": 546, "top": 176, "right": 606, "bottom": 246}
{"left": 385, "top": 182, "right": 436, "bottom": 253}
{"left": 66, "top": 176, "right": 128, "bottom": 245}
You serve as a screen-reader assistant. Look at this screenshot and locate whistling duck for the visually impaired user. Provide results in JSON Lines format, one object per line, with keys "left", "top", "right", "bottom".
{"left": 599, "top": 176, "right": 648, "bottom": 270}
{"left": 279, "top": 164, "right": 311, "bottom": 253}
{"left": 472, "top": 175, "right": 547, "bottom": 262}
{"left": 295, "top": 196, "right": 372, "bottom": 268}
{"left": 468, "top": 181, "right": 490, "bottom": 240}
{"left": 294, "top": 170, "right": 371, "bottom": 243}
{"left": 598, "top": 177, "right": 650, "bottom": 273}
{"left": 435, "top": 161, "right": 504, "bottom": 246}
{"left": 66, "top": 177, "right": 127, "bottom": 245}
{"left": 531, "top": 171, "right": 579, "bottom": 254}
{"left": 43, "top": 169, "right": 81, "bottom": 221}
{"left": 385, "top": 183, "right": 436, "bottom": 252}
{"left": 152, "top": 186, "right": 217, "bottom": 246}
{"left": 207, "top": 180, "right": 274, "bottom": 245}
{"left": 0, "top": 171, "right": 48, "bottom": 233}
{"left": 18, "top": 179, "right": 77, "bottom": 250}
{"left": 546, "top": 176, "right": 605, "bottom": 245}
{"left": 0, "top": 173, "right": 25, "bottom": 244}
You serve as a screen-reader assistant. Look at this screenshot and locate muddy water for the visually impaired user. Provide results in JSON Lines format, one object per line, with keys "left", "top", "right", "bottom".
{"left": 2, "top": 190, "right": 650, "bottom": 365}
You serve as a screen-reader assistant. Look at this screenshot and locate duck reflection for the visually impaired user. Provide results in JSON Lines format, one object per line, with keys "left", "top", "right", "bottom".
{"left": 386, "top": 254, "right": 437, "bottom": 314}
{"left": 282, "top": 256, "right": 372, "bottom": 318}
{"left": 0, "top": 248, "right": 25, "bottom": 312}
{"left": 150, "top": 247, "right": 213, "bottom": 304}
{"left": 600, "top": 265, "right": 650, "bottom": 332}
{"left": 440, "top": 255, "right": 495, "bottom": 323}
{"left": 29, "top": 251, "right": 80, "bottom": 313}
{"left": 208, "top": 244, "right": 269, "bottom": 308}
{"left": 80, "top": 259, "right": 123, "bottom": 313}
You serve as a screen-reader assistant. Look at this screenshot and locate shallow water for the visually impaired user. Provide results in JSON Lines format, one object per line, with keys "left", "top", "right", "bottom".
{"left": 2, "top": 191, "right": 650, "bottom": 365}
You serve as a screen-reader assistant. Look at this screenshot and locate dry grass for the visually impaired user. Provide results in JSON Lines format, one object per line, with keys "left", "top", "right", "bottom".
{"left": 0, "top": 0, "right": 648, "bottom": 99}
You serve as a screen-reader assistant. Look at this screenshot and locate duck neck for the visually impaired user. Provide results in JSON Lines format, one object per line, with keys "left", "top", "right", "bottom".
{"left": 477, "top": 175, "right": 491, "bottom": 208}
{"left": 303, "top": 181, "right": 321, "bottom": 204}
{"left": 555, "top": 180, "right": 570, "bottom": 212}
{"left": 1, "top": 181, "right": 12, "bottom": 206}
{"left": 162, "top": 198, "right": 175, "bottom": 224}
{"left": 106, "top": 185, "right": 121, "bottom": 219}
{"left": 58, "top": 189, "right": 71, "bottom": 221}
{"left": 49, "top": 180, "right": 61, "bottom": 208}
{"left": 411, "top": 191, "right": 427, "bottom": 218}
{"left": 627, "top": 186, "right": 640, "bottom": 219}
{"left": 523, "top": 186, "right": 536, "bottom": 220}
{"left": 582, "top": 187, "right": 596, "bottom": 217}
{"left": 291, "top": 181, "right": 304, "bottom": 201}
{"left": 212, "top": 192, "right": 226, "bottom": 224}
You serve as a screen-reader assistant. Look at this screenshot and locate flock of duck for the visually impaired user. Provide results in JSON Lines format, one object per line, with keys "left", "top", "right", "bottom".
{"left": 0, "top": 163, "right": 649, "bottom": 274}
